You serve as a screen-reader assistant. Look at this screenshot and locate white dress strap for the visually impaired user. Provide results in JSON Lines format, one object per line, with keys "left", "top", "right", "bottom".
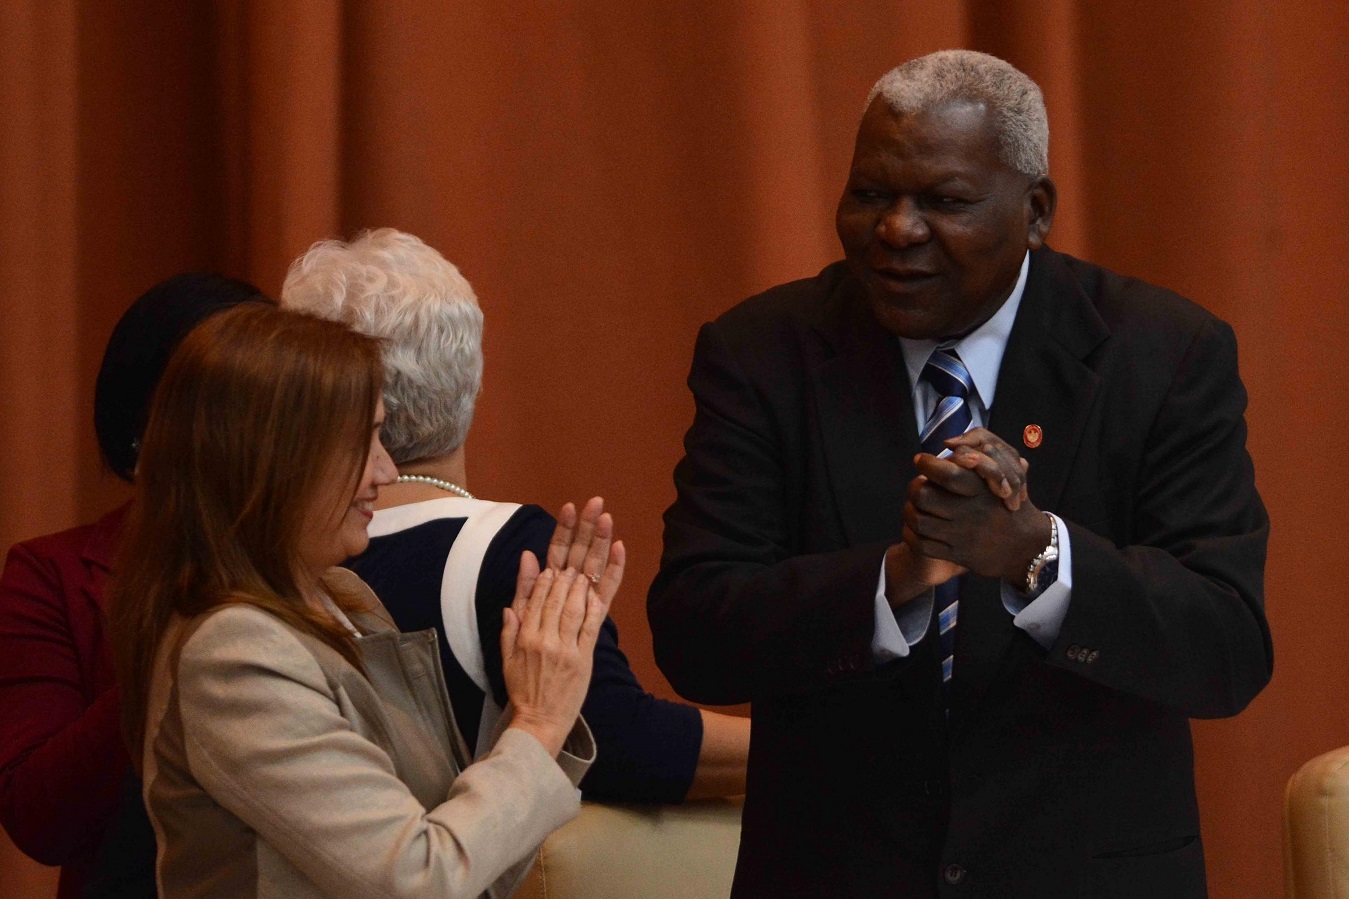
{"left": 437, "top": 501, "right": 521, "bottom": 759}
{"left": 367, "top": 497, "right": 525, "bottom": 760}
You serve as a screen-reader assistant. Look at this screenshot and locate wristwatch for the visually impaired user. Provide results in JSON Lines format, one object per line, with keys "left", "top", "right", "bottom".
{"left": 1022, "top": 512, "right": 1059, "bottom": 596}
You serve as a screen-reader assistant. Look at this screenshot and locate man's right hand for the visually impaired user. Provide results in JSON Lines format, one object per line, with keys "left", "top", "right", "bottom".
{"left": 884, "top": 539, "right": 963, "bottom": 609}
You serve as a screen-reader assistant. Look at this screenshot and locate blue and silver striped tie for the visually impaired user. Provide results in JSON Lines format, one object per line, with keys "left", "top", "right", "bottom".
{"left": 919, "top": 347, "right": 973, "bottom": 457}
{"left": 919, "top": 347, "right": 973, "bottom": 699}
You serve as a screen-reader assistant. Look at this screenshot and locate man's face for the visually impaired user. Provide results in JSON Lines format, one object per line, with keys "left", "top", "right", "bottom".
{"left": 835, "top": 98, "right": 1055, "bottom": 341}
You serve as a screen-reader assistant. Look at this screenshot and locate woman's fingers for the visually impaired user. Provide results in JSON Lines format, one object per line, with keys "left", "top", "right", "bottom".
{"left": 513, "top": 550, "right": 542, "bottom": 619}
{"left": 546, "top": 496, "right": 618, "bottom": 593}
{"left": 546, "top": 503, "right": 579, "bottom": 570}
{"left": 577, "top": 591, "right": 607, "bottom": 656}
{"left": 579, "top": 511, "right": 613, "bottom": 581}
{"left": 547, "top": 498, "right": 611, "bottom": 578}
{"left": 557, "top": 566, "right": 592, "bottom": 641}
{"left": 535, "top": 498, "right": 622, "bottom": 645}
{"left": 521, "top": 566, "right": 555, "bottom": 631}
{"left": 573, "top": 540, "right": 624, "bottom": 655}
{"left": 565, "top": 497, "right": 605, "bottom": 571}
{"left": 502, "top": 515, "right": 616, "bottom": 758}
{"left": 595, "top": 539, "right": 625, "bottom": 608}
{"left": 539, "top": 567, "right": 576, "bottom": 634}
{"left": 500, "top": 607, "right": 521, "bottom": 662}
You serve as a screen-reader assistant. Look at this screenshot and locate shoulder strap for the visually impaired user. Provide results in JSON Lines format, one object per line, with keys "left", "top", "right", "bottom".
{"left": 436, "top": 501, "right": 522, "bottom": 758}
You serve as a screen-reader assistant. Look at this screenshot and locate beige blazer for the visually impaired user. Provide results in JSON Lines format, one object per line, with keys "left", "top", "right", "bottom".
{"left": 142, "top": 567, "right": 594, "bottom": 898}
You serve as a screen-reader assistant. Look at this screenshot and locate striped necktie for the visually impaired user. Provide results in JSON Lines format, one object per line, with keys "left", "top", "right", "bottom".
{"left": 919, "top": 347, "right": 973, "bottom": 696}
{"left": 919, "top": 347, "right": 974, "bottom": 457}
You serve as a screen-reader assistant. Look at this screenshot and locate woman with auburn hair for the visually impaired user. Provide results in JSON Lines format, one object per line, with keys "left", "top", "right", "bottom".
{"left": 109, "top": 303, "right": 620, "bottom": 898}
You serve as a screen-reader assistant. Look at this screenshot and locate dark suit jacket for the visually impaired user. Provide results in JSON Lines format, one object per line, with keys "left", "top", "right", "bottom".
{"left": 648, "top": 247, "right": 1272, "bottom": 898}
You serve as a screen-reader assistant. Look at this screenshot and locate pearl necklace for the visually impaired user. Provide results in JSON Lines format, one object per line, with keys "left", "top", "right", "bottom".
{"left": 396, "top": 474, "right": 475, "bottom": 499}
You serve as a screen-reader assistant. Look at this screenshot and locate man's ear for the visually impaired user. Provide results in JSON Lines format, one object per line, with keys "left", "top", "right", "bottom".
{"left": 1026, "top": 176, "right": 1057, "bottom": 249}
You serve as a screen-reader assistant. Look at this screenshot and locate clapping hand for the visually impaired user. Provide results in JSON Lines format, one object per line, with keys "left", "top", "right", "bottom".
{"left": 500, "top": 499, "right": 625, "bottom": 758}
{"left": 546, "top": 497, "right": 623, "bottom": 607}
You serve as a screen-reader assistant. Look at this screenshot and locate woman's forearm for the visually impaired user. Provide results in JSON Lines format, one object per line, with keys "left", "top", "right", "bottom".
{"left": 685, "top": 710, "right": 750, "bottom": 800}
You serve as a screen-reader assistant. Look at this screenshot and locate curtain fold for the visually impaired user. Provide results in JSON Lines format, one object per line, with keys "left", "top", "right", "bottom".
{"left": 0, "top": 1, "right": 82, "bottom": 542}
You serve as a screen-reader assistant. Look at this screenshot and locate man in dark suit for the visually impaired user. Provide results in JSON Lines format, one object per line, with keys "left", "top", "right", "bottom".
{"left": 648, "top": 50, "right": 1271, "bottom": 898}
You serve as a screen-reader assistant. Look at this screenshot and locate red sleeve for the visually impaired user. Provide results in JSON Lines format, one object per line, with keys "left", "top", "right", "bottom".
{"left": 0, "top": 538, "right": 128, "bottom": 865}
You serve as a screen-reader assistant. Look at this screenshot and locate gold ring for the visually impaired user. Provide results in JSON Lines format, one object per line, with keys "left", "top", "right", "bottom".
{"left": 588, "top": 573, "right": 602, "bottom": 588}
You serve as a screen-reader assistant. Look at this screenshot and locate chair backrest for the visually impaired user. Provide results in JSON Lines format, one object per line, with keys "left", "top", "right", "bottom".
{"left": 1285, "top": 745, "right": 1349, "bottom": 898}
{"left": 515, "top": 798, "right": 742, "bottom": 899}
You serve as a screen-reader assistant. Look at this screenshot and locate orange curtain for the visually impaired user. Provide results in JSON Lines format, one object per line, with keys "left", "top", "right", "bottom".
{"left": 2, "top": 2, "right": 1345, "bottom": 896}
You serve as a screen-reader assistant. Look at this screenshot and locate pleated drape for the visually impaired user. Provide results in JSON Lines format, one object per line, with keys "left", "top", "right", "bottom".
{"left": 2, "top": 2, "right": 1346, "bottom": 896}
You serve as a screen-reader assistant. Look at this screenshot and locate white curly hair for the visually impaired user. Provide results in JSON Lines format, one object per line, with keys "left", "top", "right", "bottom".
{"left": 281, "top": 228, "right": 484, "bottom": 465}
{"left": 867, "top": 49, "right": 1049, "bottom": 177}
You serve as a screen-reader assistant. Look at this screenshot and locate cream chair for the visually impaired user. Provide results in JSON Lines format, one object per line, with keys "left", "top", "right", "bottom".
{"left": 1284, "top": 745, "right": 1349, "bottom": 898}
{"left": 515, "top": 798, "right": 742, "bottom": 899}
{"left": 0, "top": 830, "right": 58, "bottom": 899}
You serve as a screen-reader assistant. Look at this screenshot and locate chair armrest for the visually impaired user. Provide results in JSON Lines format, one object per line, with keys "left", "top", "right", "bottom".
{"left": 514, "top": 797, "right": 743, "bottom": 899}
{"left": 1285, "top": 745, "right": 1349, "bottom": 898}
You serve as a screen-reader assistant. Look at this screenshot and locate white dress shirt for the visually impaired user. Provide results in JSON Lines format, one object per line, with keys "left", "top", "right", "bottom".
{"left": 871, "top": 252, "right": 1074, "bottom": 661}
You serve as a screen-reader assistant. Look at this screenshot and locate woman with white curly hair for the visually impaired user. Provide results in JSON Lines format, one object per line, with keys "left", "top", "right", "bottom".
{"left": 282, "top": 229, "right": 748, "bottom": 802}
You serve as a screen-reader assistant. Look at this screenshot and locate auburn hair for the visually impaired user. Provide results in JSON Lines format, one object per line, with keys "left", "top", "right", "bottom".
{"left": 109, "top": 303, "right": 384, "bottom": 760}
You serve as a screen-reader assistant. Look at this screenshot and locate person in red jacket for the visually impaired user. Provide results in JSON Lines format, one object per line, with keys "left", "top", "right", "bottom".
{"left": 0, "top": 274, "right": 270, "bottom": 898}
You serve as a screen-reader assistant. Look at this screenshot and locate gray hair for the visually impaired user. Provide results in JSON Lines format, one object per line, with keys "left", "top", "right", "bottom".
{"left": 867, "top": 50, "right": 1049, "bottom": 177}
{"left": 281, "top": 228, "right": 484, "bottom": 465}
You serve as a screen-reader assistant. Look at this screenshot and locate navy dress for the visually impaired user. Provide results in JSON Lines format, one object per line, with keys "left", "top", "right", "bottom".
{"left": 348, "top": 498, "right": 700, "bottom": 803}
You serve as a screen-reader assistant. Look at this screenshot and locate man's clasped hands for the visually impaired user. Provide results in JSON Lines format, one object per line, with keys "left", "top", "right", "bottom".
{"left": 887, "top": 428, "right": 1057, "bottom": 608}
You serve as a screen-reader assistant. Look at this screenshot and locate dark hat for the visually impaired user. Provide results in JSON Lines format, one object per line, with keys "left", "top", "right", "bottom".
{"left": 94, "top": 272, "right": 272, "bottom": 482}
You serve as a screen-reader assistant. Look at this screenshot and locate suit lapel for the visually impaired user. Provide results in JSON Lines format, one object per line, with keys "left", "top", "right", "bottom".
{"left": 810, "top": 279, "right": 918, "bottom": 548}
{"left": 955, "top": 248, "right": 1110, "bottom": 723}
{"left": 986, "top": 248, "right": 1109, "bottom": 514}
{"left": 82, "top": 502, "right": 129, "bottom": 616}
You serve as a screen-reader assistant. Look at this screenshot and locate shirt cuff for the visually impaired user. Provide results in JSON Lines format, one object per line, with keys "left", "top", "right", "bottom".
{"left": 872, "top": 556, "right": 934, "bottom": 662}
{"left": 1002, "top": 513, "right": 1073, "bottom": 650}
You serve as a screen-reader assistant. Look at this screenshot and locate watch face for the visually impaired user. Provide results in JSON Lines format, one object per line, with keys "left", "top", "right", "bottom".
{"left": 1033, "top": 558, "right": 1060, "bottom": 593}
{"left": 1026, "top": 558, "right": 1058, "bottom": 596}
{"left": 1025, "top": 513, "right": 1059, "bottom": 595}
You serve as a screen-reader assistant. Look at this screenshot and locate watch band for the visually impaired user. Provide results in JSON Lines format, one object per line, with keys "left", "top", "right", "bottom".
{"left": 1023, "top": 512, "right": 1059, "bottom": 596}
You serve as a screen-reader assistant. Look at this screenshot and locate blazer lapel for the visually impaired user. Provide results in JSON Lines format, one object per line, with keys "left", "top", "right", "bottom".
{"left": 82, "top": 502, "right": 130, "bottom": 616}
{"left": 986, "top": 248, "right": 1110, "bottom": 514}
{"left": 955, "top": 247, "right": 1111, "bottom": 722}
{"left": 810, "top": 280, "right": 919, "bottom": 548}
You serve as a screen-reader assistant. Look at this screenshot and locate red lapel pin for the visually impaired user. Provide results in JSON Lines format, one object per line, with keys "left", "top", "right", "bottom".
{"left": 1023, "top": 424, "right": 1043, "bottom": 449}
